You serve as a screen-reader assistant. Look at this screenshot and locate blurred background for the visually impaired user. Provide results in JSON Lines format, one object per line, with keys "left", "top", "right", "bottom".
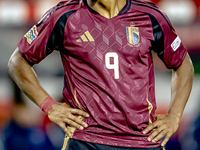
{"left": 0, "top": 0, "right": 199, "bottom": 150}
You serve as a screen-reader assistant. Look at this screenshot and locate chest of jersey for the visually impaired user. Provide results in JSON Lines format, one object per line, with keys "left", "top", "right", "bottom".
{"left": 64, "top": 8, "right": 153, "bottom": 58}
{"left": 62, "top": 8, "right": 154, "bottom": 81}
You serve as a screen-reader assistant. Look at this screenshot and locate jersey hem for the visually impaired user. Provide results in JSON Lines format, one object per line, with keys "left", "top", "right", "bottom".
{"left": 72, "top": 132, "right": 161, "bottom": 148}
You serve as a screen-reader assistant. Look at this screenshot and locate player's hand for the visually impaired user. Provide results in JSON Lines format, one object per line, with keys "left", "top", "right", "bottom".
{"left": 142, "top": 114, "right": 180, "bottom": 146}
{"left": 47, "top": 102, "right": 89, "bottom": 137}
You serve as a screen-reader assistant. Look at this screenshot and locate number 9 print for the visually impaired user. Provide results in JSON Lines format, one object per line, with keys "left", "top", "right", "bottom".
{"left": 105, "top": 52, "right": 119, "bottom": 79}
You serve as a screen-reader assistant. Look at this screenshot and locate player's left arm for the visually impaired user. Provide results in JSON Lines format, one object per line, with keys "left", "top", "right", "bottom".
{"left": 143, "top": 53, "right": 194, "bottom": 146}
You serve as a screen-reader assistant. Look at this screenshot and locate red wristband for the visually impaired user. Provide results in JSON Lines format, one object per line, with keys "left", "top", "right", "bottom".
{"left": 39, "top": 96, "right": 57, "bottom": 115}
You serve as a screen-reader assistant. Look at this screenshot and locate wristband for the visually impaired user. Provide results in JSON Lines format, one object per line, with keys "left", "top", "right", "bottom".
{"left": 39, "top": 96, "right": 57, "bottom": 115}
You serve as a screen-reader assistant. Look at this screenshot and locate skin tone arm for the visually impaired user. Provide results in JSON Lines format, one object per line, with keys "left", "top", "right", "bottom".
{"left": 8, "top": 48, "right": 89, "bottom": 136}
{"left": 143, "top": 53, "right": 194, "bottom": 146}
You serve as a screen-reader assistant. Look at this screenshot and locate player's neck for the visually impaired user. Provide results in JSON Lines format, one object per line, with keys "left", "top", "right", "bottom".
{"left": 86, "top": 0, "right": 127, "bottom": 19}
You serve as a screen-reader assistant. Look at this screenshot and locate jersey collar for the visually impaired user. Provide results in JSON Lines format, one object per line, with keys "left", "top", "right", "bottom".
{"left": 83, "top": 0, "right": 131, "bottom": 16}
{"left": 118, "top": 0, "right": 131, "bottom": 15}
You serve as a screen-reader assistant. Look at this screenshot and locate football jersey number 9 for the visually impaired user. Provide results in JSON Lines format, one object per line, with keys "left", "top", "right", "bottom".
{"left": 105, "top": 52, "right": 119, "bottom": 79}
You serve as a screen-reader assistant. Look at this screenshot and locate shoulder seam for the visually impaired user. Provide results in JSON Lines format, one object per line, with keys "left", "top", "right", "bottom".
{"left": 46, "top": 10, "right": 77, "bottom": 54}
{"left": 131, "top": 0, "right": 158, "bottom": 8}
{"left": 38, "top": 1, "right": 80, "bottom": 26}
{"left": 131, "top": 1, "right": 171, "bottom": 27}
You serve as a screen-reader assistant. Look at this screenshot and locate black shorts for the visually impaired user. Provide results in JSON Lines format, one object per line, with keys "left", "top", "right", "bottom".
{"left": 65, "top": 138, "right": 165, "bottom": 150}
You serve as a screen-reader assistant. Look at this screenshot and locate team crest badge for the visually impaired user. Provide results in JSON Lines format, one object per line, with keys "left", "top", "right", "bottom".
{"left": 24, "top": 25, "right": 38, "bottom": 44}
{"left": 126, "top": 26, "right": 140, "bottom": 46}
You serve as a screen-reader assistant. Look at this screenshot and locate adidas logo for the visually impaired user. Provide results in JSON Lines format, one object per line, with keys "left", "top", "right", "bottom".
{"left": 77, "top": 31, "right": 94, "bottom": 42}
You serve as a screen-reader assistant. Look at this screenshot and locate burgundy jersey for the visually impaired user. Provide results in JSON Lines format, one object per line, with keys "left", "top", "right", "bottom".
{"left": 18, "top": 0, "right": 187, "bottom": 148}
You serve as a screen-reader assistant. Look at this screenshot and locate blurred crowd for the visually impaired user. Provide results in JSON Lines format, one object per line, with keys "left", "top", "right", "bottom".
{"left": 0, "top": 0, "right": 200, "bottom": 150}
{"left": 0, "top": 80, "right": 65, "bottom": 150}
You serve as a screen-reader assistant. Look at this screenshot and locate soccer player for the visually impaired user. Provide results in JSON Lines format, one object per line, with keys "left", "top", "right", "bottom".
{"left": 8, "top": 0, "right": 194, "bottom": 150}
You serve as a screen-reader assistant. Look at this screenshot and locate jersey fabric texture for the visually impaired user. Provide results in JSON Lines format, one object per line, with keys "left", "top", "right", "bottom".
{"left": 17, "top": 0, "right": 187, "bottom": 148}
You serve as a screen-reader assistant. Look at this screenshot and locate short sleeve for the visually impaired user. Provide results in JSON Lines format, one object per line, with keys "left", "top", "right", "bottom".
{"left": 17, "top": 6, "right": 65, "bottom": 66}
{"left": 149, "top": 13, "right": 187, "bottom": 70}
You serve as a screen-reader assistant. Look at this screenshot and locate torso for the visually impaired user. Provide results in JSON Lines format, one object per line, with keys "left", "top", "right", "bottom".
{"left": 61, "top": 0, "right": 158, "bottom": 148}
{"left": 18, "top": 0, "right": 187, "bottom": 148}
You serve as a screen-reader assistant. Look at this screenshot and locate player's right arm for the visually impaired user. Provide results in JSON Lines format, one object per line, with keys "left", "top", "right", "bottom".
{"left": 8, "top": 47, "right": 89, "bottom": 136}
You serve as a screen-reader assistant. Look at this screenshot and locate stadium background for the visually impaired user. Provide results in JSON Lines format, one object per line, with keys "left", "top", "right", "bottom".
{"left": 0, "top": 0, "right": 199, "bottom": 150}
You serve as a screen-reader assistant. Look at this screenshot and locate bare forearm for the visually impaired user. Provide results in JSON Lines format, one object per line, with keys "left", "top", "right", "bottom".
{"left": 168, "top": 53, "right": 194, "bottom": 122}
{"left": 8, "top": 48, "right": 89, "bottom": 134}
{"left": 8, "top": 48, "right": 49, "bottom": 106}
{"left": 143, "top": 53, "right": 194, "bottom": 146}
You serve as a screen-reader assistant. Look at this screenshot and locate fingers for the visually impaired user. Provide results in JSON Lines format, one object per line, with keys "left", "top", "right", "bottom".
{"left": 142, "top": 121, "right": 158, "bottom": 135}
{"left": 143, "top": 115, "right": 178, "bottom": 147}
{"left": 64, "top": 115, "right": 87, "bottom": 130}
{"left": 143, "top": 122, "right": 169, "bottom": 146}
{"left": 60, "top": 122, "right": 74, "bottom": 138}
{"left": 68, "top": 114, "right": 88, "bottom": 127}
{"left": 161, "top": 133, "right": 171, "bottom": 146}
{"left": 67, "top": 107, "right": 89, "bottom": 129}
{"left": 48, "top": 102, "right": 90, "bottom": 134}
{"left": 70, "top": 108, "right": 90, "bottom": 118}
{"left": 147, "top": 124, "right": 166, "bottom": 142}
{"left": 59, "top": 122, "right": 72, "bottom": 137}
